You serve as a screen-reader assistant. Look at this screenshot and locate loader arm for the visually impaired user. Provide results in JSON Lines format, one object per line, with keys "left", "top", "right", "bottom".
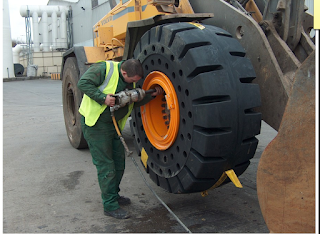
{"left": 189, "top": 0, "right": 314, "bottom": 130}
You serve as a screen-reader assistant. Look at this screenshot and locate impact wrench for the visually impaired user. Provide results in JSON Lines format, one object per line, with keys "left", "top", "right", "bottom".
{"left": 110, "top": 88, "right": 156, "bottom": 156}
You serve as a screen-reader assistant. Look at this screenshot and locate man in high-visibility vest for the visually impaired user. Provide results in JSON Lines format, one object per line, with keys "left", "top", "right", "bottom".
{"left": 78, "top": 59, "right": 162, "bottom": 219}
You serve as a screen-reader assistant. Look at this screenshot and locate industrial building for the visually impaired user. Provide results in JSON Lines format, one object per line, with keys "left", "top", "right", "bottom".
{"left": 3, "top": 0, "right": 121, "bottom": 79}
{"left": 2, "top": 0, "right": 314, "bottom": 79}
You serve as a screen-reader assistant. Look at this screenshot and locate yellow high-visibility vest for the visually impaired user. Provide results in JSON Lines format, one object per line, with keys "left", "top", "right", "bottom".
{"left": 79, "top": 61, "right": 135, "bottom": 130}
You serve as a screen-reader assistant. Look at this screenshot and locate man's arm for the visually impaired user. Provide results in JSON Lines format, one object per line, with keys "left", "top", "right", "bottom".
{"left": 77, "top": 62, "right": 108, "bottom": 105}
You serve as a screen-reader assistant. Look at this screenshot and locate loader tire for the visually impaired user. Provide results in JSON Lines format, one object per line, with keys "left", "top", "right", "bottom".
{"left": 130, "top": 22, "right": 261, "bottom": 193}
{"left": 62, "top": 57, "right": 88, "bottom": 149}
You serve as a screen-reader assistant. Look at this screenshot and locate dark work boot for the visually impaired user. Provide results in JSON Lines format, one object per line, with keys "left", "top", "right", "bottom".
{"left": 118, "top": 196, "right": 131, "bottom": 206}
{"left": 104, "top": 208, "right": 130, "bottom": 219}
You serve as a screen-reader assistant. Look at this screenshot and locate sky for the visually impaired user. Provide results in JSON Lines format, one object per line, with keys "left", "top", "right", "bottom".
{"left": 8, "top": 0, "right": 49, "bottom": 41}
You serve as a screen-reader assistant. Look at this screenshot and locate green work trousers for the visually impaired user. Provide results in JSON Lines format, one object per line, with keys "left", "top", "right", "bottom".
{"left": 81, "top": 116, "right": 125, "bottom": 212}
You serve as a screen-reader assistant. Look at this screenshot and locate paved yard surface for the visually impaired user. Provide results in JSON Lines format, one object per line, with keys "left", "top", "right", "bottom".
{"left": 3, "top": 78, "right": 276, "bottom": 233}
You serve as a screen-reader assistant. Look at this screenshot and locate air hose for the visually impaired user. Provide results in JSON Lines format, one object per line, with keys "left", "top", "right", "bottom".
{"left": 111, "top": 114, "right": 133, "bottom": 156}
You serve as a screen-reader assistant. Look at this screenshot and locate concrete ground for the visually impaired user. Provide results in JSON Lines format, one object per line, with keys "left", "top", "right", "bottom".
{"left": 3, "top": 78, "right": 277, "bottom": 233}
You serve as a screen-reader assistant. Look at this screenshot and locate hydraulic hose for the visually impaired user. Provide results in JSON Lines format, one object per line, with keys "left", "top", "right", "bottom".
{"left": 111, "top": 113, "right": 133, "bottom": 156}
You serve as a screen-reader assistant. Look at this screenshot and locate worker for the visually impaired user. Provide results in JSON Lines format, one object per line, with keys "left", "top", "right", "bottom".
{"left": 78, "top": 59, "right": 163, "bottom": 219}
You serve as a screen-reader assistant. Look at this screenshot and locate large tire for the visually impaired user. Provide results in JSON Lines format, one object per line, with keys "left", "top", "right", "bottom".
{"left": 130, "top": 22, "right": 261, "bottom": 193}
{"left": 62, "top": 57, "right": 88, "bottom": 149}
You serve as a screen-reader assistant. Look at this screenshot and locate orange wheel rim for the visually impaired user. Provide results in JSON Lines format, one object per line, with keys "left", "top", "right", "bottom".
{"left": 141, "top": 71, "right": 180, "bottom": 150}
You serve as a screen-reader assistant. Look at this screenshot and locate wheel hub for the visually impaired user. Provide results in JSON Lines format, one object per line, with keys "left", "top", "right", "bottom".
{"left": 141, "top": 71, "right": 180, "bottom": 150}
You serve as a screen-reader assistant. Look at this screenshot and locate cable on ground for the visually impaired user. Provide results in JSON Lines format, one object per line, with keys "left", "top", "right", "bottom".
{"left": 130, "top": 156, "right": 192, "bottom": 233}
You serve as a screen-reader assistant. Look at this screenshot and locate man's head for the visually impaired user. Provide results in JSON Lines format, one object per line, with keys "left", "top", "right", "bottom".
{"left": 120, "top": 59, "right": 143, "bottom": 83}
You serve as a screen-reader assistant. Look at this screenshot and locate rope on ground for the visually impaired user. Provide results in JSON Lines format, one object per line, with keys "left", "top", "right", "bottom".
{"left": 130, "top": 156, "right": 192, "bottom": 233}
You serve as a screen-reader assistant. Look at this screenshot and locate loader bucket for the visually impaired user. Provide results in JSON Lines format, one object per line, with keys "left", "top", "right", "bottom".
{"left": 256, "top": 51, "right": 315, "bottom": 233}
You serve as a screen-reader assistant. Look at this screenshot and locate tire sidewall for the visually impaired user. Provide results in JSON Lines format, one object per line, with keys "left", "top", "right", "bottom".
{"left": 62, "top": 57, "right": 87, "bottom": 149}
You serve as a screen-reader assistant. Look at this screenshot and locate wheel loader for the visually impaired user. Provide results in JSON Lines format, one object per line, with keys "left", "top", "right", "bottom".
{"left": 61, "top": 0, "right": 315, "bottom": 232}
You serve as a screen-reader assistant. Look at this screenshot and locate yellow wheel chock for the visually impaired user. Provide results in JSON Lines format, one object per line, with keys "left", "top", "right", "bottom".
{"left": 201, "top": 169, "right": 243, "bottom": 197}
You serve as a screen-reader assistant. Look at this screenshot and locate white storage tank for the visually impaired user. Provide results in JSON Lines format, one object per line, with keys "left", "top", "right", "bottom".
{"left": 2, "top": 0, "right": 15, "bottom": 79}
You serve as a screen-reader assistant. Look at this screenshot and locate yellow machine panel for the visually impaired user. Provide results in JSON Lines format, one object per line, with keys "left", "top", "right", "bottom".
{"left": 83, "top": 47, "right": 106, "bottom": 63}
{"left": 93, "top": 0, "right": 194, "bottom": 56}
